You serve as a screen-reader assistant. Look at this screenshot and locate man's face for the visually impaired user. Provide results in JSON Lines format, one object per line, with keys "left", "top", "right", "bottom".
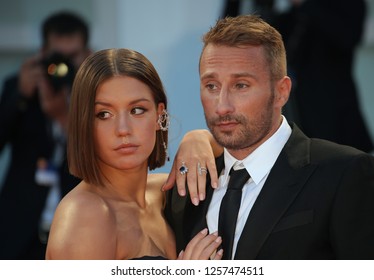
{"left": 45, "top": 32, "right": 89, "bottom": 69}
{"left": 199, "top": 44, "right": 285, "bottom": 159}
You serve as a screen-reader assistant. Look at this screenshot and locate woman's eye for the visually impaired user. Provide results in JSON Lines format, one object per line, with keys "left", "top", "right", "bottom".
{"left": 96, "top": 111, "right": 111, "bottom": 119}
{"left": 131, "top": 107, "right": 146, "bottom": 115}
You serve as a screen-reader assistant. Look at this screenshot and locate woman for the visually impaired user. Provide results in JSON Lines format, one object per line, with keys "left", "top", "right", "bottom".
{"left": 45, "top": 48, "right": 222, "bottom": 260}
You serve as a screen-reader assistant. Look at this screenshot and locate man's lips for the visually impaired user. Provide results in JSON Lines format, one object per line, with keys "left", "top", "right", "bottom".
{"left": 215, "top": 121, "right": 238, "bottom": 130}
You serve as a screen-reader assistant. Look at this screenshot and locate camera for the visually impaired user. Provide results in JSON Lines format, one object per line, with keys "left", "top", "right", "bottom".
{"left": 41, "top": 52, "right": 76, "bottom": 92}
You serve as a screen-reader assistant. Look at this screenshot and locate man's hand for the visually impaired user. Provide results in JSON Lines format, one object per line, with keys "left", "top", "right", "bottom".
{"left": 38, "top": 76, "right": 70, "bottom": 132}
{"left": 18, "top": 54, "right": 43, "bottom": 98}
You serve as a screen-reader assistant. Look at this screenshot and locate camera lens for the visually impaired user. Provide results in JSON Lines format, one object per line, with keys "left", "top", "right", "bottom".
{"left": 42, "top": 52, "right": 75, "bottom": 92}
{"left": 47, "top": 62, "right": 69, "bottom": 78}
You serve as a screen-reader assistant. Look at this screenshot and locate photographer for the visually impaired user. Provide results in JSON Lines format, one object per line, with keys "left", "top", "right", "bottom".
{"left": 0, "top": 11, "right": 91, "bottom": 259}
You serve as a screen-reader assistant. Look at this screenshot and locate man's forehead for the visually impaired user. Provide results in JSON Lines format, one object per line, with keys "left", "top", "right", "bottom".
{"left": 46, "top": 32, "right": 85, "bottom": 53}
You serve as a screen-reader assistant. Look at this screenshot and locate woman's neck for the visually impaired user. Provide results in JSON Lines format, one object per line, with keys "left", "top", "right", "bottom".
{"left": 98, "top": 165, "right": 149, "bottom": 208}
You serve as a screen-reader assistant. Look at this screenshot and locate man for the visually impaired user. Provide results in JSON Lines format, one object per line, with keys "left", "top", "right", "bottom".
{"left": 165, "top": 15, "right": 374, "bottom": 259}
{"left": 221, "top": 0, "right": 373, "bottom": 153}
{"left": 0, "top": 11, "right": 90, "bottom": 259}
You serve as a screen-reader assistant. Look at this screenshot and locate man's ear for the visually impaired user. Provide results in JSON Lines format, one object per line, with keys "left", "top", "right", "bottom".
{"left": 275, "top": 76, "right": 292, "bottom": 108}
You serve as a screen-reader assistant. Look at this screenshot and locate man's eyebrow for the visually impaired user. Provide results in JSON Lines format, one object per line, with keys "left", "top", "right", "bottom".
{"left": 201, "top": 72, "right": 255, "bottom": 80}
{"left": 200, "top": 72, "right": 217, "bottom": 80}
{"left": 231, "top": 72, "right": 255, "bottom": 79}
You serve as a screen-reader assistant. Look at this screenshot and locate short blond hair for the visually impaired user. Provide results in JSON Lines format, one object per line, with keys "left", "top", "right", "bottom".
{"left": 201, "top": 14, "right": 287, "bottom": 81}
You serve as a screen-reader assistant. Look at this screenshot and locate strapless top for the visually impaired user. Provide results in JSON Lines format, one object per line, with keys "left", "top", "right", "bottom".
{"left": 130, "top": 256, "right": 168, "bottom": 260}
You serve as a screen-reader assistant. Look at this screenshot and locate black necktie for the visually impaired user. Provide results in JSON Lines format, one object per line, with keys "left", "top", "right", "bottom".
{"left": 218, "top": 167, "right": 250, "bottom": 260}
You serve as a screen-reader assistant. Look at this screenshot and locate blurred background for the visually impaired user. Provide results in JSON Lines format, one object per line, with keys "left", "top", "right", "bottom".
{"left": 1, "top": 0, "right": 374, "bottom": 182}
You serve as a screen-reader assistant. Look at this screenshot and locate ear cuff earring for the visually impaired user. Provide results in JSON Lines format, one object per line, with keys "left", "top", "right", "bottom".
{"left": 158, "top": 109, "right": 170, "bottom": 161}
{"left": 157, "top": 109, "right": 170, "bottom": 131}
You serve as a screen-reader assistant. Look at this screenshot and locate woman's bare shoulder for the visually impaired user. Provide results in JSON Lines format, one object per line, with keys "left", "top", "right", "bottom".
{"left": 58, "top": 182, "right": 112, "bottom": 218}
{"left": 146, "top": 173, "right": 169, "bottom": 209}
{"left": 147, "top": 173, "right": 168, "bottom": 191}
{"left": 46, "top": 182, "right": 117, "bottom": 259}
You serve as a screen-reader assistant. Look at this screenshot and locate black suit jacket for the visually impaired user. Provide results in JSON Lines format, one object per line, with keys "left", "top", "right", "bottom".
{"left": 0, "top": 74, "right": 79, "bottom": 259}
{"left": 165, "top": 123, "right": 374, "bottom": 259}
{"left": 273, "top": 0, "right": 373, "bottom": 152}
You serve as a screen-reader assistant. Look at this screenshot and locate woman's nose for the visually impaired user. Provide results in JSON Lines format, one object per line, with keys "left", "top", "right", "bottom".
{"left": 116, "top": 114, "right": 131, "bottom": 136}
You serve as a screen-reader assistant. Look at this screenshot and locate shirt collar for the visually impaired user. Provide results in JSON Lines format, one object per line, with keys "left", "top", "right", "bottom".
{"left": 222, "top": 115, "right": 291, "bottom": 186}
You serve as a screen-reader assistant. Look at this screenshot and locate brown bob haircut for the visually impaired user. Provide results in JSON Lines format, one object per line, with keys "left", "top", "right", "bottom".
{"left": 68, "top": 48, "right": 168, "bottom": 186}
{"left": 200, "top": 14, "right": 287, "bottom": 82}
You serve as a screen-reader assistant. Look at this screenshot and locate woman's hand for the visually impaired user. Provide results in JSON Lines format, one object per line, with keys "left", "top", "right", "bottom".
{"left": 162, "top": 129, "right": 223, "bottom": 206}
{"left": 177, "top": 228, "right": 223, "bottom": 260}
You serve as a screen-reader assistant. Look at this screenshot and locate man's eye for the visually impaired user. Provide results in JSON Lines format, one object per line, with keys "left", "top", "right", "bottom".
{"left": 206, "top": 83, "right": 217, "bottom": 90}
{"left": 96, "top": 111, "right": 111, "bottom": 119}
{"left": 236, "top": 83, "right": 248, "bottom": 89}
{"left": 131, "top": 107, "right": 146, "bottom": 115}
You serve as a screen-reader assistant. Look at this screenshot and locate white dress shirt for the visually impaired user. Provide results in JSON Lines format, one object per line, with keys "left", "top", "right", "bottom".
{"left": 206, "top": 116, "right": 292, "bottom": 259}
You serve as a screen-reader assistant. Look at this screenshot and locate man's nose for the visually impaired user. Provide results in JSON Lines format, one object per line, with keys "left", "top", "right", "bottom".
{"left": 216, "top": 87, "right": 234, "bottom": 115}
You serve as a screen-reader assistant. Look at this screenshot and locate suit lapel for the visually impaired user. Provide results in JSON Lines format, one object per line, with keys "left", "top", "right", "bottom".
{"left": 235, "top": 124, "right": 317, "bottom": 259}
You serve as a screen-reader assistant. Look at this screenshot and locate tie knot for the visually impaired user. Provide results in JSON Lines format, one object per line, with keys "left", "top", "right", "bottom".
{"left": 228, "top": 167, "right": 250, "bottom": 190}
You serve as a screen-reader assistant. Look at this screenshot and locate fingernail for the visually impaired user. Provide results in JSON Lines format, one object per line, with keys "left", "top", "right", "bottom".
{"left": 217, "top": 249, "right": 223, "bottom": 255}
{"left": 212, "top": 231, "right": 218, "bottom": 236}
{"left": 199, "top": 193, "right": 205, "bottom": 201}
{"left": 215, "top": 236, "right": 222, "bottom": 243}
{"left": 179, "top": 189, "right": 186, "bottom": 196}
{"left": 200, "top": 228, "right": 208, "bottom": 235}
{"left": 192, "top": 197, "right": 199, "bottom": 206}
{"left": 212, "top": 182, "right": 218, "bottom": 189}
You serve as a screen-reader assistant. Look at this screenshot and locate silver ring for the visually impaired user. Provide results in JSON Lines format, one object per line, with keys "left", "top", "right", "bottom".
{"left": 198, "top": 162, "right": 208, "bottom": 176}
{"left": 179, "top": 162, "right": 188, "bottom": 175}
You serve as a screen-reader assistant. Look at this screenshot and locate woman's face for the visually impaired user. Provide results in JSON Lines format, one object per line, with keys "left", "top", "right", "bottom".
{"left": 93, "top": 76, "right": 163, "bottom": 173}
